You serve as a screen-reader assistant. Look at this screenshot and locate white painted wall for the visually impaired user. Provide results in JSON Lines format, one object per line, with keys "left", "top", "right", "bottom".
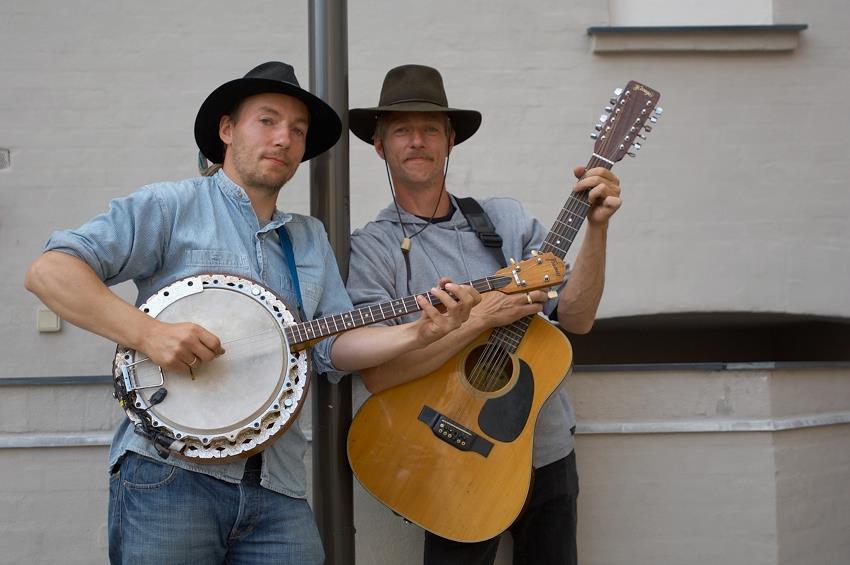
{"left": 3, "top": 1, "right": 848, "bottom": 376}
{"left": 608, "top": 0, "right": 774, "bottom": 26}
{"left": 1, "top": 0, "right": 848, "bottom": 563}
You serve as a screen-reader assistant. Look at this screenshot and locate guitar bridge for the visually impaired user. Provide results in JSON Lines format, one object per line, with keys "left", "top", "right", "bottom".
{"left": 417, "top": 405, "right": 492, "bottom": 457}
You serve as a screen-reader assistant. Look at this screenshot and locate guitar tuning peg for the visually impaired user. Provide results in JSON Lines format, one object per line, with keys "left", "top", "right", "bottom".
{"left": 633, "top": 143, "right": 642, "bottom": 150}
{"left": 655, "top": 107, "right": 664, "bottom": 115}
{"left": 609, "top": 97, "right": 618, "bottom": 105}
{"left": 590, "top": 132, "right": 599, "bottom": 140}
{"left": 643, "top": 125, "right": 653, "bottom": 132}
{"left": 599, "top": 114, "right": 609, "bottom": 123}
{"left": 637, "top": 133, "right": 647, "bottom": 139}
{"left": 613, "top": 87, "right": 624, "bottom": 96}
{"left": 604, "top": 106, "right": 614, "bottom": 113}
{"left": 595, "top": 124, "right": 603, "bottom": 131}
{"left": 627, "top": 152, "right": 636, "bottom": 158}
{"left": 547, "top": 290, "right": 559, "bottom": 300}
{"left": 649, "top": 116, "right": 658, "bottom": 123}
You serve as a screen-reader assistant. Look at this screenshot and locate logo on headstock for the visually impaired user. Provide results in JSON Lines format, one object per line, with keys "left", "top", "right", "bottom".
{"left": 631, "top": 83, "right": 654, "bottom": 98}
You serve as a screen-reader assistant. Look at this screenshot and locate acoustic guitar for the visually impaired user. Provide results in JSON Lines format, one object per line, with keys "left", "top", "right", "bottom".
{"left": 347, "top": 80, "right": 662, "bottom": 542}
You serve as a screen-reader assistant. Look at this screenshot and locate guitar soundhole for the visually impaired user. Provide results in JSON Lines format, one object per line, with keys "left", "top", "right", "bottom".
{"left": 464, "top": 344, "right": 513, "bottom": 393}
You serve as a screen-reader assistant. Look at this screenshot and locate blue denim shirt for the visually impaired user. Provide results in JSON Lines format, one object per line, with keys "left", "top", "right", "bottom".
{"left": 45, "top": 170, "right": 353, "bottom": 498}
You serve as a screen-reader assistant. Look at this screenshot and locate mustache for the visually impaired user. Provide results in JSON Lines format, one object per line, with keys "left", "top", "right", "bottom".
{"left": 263, "top": 154, "right": 292, "bottom": 165}
{"left": 404, "top": 152, "right": 433, "bottom": 161}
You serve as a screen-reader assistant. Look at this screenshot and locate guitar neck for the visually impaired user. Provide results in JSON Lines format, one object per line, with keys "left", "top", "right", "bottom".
{"left": 491, "top": 156, "right": 614, "bottom": 352}
{"left": 539, "top": 155, "right": 613, "bottom": 261}
{"left": 284, "top": 274, "right": 510, "bottom": 348}
{"left": 490, "top": 79, "right": 661, "bottom": 353}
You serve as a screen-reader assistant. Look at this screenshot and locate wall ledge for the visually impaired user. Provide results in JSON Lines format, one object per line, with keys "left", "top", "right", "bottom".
{"left": 587, "top": 24, "right": 808, "bottom": 53}
{"left": 577, "top": 410, "right": 850, "bottom": 435}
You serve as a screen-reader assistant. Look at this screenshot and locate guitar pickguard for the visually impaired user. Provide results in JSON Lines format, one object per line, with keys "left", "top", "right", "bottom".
{"left": 478, "top": 359, "right": 534, "bottom": 442}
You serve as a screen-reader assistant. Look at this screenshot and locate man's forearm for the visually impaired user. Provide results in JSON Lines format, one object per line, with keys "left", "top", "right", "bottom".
{"left": 557, "top": 222, "right": 608, "bottom": 334}
{"left": 340, "top": 316, "right": 490, "bottom": 393}
{"left": 24, "top": 251, "right": 154, "bottom": 349}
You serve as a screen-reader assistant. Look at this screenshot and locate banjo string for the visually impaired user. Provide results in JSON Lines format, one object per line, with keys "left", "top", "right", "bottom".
{"left": 128, "top": 328, "right": 282, "bottom": 366}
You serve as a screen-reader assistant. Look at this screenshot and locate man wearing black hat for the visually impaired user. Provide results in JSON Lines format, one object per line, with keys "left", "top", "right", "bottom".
{"left": 346, "top": 65, "right": 623, "bottom": 564}
{"left": 25, "top": 61, "right": 479, "bottom": 564}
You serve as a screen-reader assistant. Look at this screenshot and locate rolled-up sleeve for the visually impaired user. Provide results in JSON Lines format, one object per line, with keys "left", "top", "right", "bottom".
{"left": 44, "top": 187, "right": 170, "bottom": 285}
{"left": 306, "top": 225, "right": 354, "bottom": 380}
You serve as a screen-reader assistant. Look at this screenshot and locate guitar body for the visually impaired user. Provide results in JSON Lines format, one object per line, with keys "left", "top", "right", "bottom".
{"left": 347, "top": 315, "right": 572, "bottom": 542}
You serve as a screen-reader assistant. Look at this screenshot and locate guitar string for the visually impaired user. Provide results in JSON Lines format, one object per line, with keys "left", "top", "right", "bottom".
{"left": 479, "top": 88, "right": 653, "bottom": 393}
{"left": 471, "top": 181, "right": 592, "bottom": 391}
{"left": 467, "top": 118, "right": 620, "bottom": 393}
{"left": 471, "top": 192, "right": 585, "bottom": 390}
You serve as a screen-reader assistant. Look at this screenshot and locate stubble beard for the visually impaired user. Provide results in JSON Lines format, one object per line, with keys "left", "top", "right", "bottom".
{"left": 231, "top": 146, "right": 296, "bottom": 195}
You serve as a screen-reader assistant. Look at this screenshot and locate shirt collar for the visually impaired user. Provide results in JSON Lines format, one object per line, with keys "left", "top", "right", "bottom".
{"left": 375, "top": 193, "right": 466, "bottom": 228}
{"left": 213, "top": 169, "right": 292, "bottom": 231}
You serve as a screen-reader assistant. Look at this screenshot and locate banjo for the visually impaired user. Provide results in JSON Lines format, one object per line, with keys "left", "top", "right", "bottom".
{"left": 112, "top": 254, "right": 565, "bottom": 463}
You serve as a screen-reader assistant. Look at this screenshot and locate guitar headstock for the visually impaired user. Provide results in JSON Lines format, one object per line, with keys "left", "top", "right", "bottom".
{"left": 492, "top": 252, "right": 567, "bottom": 294}
{"left": 591, "top": 80, "right": 662, "bottom": 164}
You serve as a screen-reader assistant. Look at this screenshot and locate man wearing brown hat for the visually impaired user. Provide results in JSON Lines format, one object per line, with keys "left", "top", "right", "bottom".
{"left": 347, "top": 64, "right": 623, "bottom": 564}
{"left": 25, "top": 61, "right": 479, "bottom": 564}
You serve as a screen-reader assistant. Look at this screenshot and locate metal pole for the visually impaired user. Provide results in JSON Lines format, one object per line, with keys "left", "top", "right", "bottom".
{"left": 309, "top": 1, "right": 354, "bottom": 564}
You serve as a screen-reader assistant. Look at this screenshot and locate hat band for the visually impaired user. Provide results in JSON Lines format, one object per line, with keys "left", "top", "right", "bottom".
{"left": 380, "top": 98, "right": 448, "bottom": 108}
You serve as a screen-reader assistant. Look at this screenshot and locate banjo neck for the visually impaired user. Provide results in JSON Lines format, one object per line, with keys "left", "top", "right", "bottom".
{"left": 285, "top": 251, "right": 567, "bottom": 351}
{"left": 285, "top": 275, "right": 502, "bottom": 351}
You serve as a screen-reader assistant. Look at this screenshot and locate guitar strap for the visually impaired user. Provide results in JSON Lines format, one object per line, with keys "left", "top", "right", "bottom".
{"left": 458, "top": 197, "right": 562, "bottom": 321}
{"left": 455, "top": 197, "right": 508, "bottom": 268}
{"left": 398, "top": 197, "right": 508, "bottom": 297}
{"left": 276, "top": 225, "right": 306, "bottom": 320}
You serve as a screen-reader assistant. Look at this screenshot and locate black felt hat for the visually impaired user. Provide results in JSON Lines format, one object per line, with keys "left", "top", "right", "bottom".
{"left": 194, "top": 61, "right": 342, "bottom": 164}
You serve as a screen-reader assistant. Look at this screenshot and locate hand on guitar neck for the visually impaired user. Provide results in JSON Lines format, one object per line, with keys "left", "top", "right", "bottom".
{"left": 332, "top": 281, "right": 482, "bottom": 373}
{"left": 466, "top": 288, "right": 548, "bottom": 330}
{"left": 572, "top": 165, "right": 622, "bottom": 227}
{"left": 356, "top": 254, "right": 566, "bottom": 393}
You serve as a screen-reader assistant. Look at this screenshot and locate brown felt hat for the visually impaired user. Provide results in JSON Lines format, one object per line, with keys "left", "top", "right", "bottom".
{"left": 349, "top": 65, "right": 481, "bottom": 145}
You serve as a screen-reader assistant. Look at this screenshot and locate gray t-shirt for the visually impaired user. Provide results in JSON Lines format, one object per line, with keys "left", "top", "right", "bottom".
{"left": 346, "top": 194, "right": 575, "bottom": 468}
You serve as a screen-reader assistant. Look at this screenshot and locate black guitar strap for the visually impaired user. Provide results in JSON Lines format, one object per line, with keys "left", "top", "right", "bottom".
{"left": 455, "top": 197, "right": 508, "bottom": 268}
{"left": 458, "top": 196, "right": 565, "bottom": 322}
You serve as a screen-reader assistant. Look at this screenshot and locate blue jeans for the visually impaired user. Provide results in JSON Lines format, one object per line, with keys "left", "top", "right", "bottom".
{"left": 108, "top": 452, "right": 324, "bottom": 565}
{"left": 424, "top": 452, "right": 579, "bottom": 565}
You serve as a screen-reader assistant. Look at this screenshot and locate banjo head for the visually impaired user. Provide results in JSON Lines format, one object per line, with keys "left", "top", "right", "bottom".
{"left": 113, "top": 274, "right": 309, "bottom": 463}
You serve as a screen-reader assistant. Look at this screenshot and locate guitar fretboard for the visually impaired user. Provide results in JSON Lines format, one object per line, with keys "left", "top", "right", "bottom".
{"left": 284, "top": 274, "right": 511, "bottom": 346}
{"left": 489, "top": 156, "right": 614, "bottom": 353}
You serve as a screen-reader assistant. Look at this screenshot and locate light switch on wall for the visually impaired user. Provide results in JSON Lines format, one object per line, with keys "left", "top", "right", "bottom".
{"left": 37, "top": 307, "right": 62, "bottom": 332}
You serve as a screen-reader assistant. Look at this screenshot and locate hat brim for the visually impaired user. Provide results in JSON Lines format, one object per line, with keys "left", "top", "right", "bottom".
{"left": 195, "top": 77, "right": 342, "bottom": 164}
{"left": 349, "top": 102, "right": 481, "bottom": 146}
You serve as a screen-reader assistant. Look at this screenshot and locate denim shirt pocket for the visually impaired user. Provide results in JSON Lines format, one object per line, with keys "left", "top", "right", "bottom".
{"left": 278, "top": 277, "right": 323, "bottom": 320}
{"left": 299, "top": 280, "right": 323, "bottom": 318}
{"left": 185, "top": 249, "right": 250, "bottom": 274}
